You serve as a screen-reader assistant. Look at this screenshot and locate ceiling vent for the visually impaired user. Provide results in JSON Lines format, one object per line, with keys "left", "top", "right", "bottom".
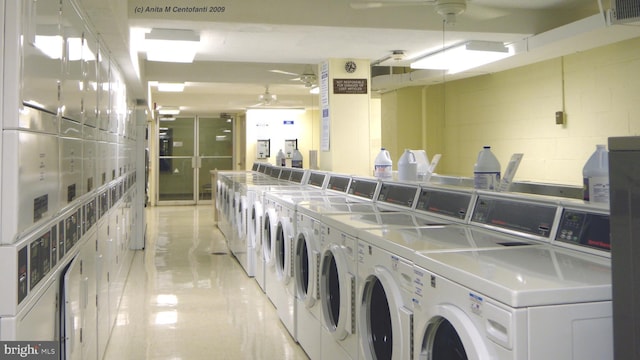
{"left": 611, "top": 0, "right": 640, "bottom": 24}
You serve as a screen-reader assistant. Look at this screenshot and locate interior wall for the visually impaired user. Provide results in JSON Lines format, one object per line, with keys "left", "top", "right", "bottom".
{"left": 390, "top": 36, "right": 640, "bottom": 186}
{"left": 245, "top": 109, "right": 315, "bottom": 169}
{"left": 380, "top": 87, "right": 424, "bottom": 168}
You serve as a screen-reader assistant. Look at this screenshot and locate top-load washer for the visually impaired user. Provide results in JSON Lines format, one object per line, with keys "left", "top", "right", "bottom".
{"left": 412, "top": 193, "right": 612, "bottom": 360}
{"left": 317, "top": 181, "right": 424, "bottom": 360}
{"left": 262, "top": 174, "right": 354, "bottom": 341}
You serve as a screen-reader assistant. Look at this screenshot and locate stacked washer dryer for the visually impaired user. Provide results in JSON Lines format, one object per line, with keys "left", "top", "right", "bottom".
{"left": 411, "top": 192, "right": 612, "bottom": 360}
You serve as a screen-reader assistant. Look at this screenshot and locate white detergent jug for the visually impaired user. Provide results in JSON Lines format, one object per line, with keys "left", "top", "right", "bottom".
{"left": 474, "top": 146, "right": 501, "bottom": 190}
{"left": 398, "top": 149, "right": 418, "bottom": 181}
{"left": 292, "top": 148, "right": 303, "bottom": 168}
{"left": 374, "top": 148, "right": 393, "bottom": 179}
{"left": 582, "top": 144, "right": 609, "bottom": 203}
{"left": 413, "top": 150, "right": 430, "bottom": 180}
{"left": 276, "top": 149, "right": 286, "bottom": 167}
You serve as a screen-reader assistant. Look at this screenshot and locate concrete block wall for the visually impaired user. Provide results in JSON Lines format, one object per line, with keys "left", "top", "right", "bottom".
{"left": 384, "top": 36, "right": 640, "bottom": 186}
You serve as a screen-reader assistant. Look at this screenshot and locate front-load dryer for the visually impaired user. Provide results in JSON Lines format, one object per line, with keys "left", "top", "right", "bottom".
{"left": 413, "top": 243, "right": 612, "bottom": 360}
{"left": 412, "top": 196, "right": 612, "bottom": 360}
{"left": 260, "top": 171, "right": 331, "bottom": 297}
{"left": 294, "top": 177, "right": 381, "bottom": 360}
{"left": 262, "top": 174, "right": 353, "bottom": 341}
{"left": 357, "top": 234, "right": 415, "bottom": 360}
{"left": 318, "top": 181, "right": 422, "bottom": 360}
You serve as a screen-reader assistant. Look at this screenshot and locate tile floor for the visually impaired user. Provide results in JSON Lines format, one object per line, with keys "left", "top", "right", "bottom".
{"left": 103, "top": 205, "right": 309, "bottom": 359}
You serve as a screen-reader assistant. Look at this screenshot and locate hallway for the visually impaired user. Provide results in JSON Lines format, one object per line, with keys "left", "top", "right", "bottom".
{"left": 103, "top": 205, "right": 309, "bottom": 359}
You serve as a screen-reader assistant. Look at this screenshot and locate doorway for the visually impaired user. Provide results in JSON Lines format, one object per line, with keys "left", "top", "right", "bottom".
{"left": 157, "top": 116, "right": 234, "bottom": 204}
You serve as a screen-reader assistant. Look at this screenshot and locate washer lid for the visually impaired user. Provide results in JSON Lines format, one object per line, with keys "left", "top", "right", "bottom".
{"left": 416, "top": 245, "right": 611, "bottom": 307}
{"left": 360, "top": 225, "right": 536, "bottom": 260}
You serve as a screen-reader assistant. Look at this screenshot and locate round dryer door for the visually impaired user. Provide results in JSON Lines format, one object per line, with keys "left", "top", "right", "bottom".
{"left": 359, "top": 268, "right": 411, "bottom": 360}
{"left": 320, "top": 244, "right": 355, "bottom": 341}
{"left": 275, "top": 219, "right": 293, "bottom": 284}
{"left": 419, "top": 305, "right": 491, "bottom": 360}
{"left": 263, "top": 208, "right": 278, "bottom": 267}
{"left": 295, "top": 229, "right": 317, "bottom": 308}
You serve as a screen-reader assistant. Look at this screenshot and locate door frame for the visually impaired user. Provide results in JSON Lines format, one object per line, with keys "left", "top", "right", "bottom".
{"left": 155, "top": 115, "right": 235, "bottom": 205}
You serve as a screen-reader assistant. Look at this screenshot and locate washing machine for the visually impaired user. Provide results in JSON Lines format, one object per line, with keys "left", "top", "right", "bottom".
{"left": 225, "top": 167, "right": 313, "bottom": 277}
{"left": 412, "top": 196, "right": 613, "bottom": 360}
{"left": 292, "top": 176, "right": 385, "bottom": 360}
{"left": 317, "top": 181, "right": 423, "bottom": 360}
{"left": 262, "top": 174, "right": 354, "bottom": 341}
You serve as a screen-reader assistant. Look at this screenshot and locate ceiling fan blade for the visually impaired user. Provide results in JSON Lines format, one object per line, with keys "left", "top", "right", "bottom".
{"left": 350, "top": 1, "right": 435, "bottom": 9}
{"left": 269, "top": 69, "right": 300, "bottom": 76}
{"left": 464, "top": 3, "right": 507, "bottom": 20}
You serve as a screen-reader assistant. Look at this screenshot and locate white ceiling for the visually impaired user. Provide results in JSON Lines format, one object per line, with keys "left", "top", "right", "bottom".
{"left": 77, "top": 0, "right": 640, "bottom": 116}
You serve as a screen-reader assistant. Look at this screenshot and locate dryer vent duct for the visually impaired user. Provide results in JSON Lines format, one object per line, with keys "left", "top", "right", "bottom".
{"left": 610, "top": 0, "right": 640, "bottom": 24}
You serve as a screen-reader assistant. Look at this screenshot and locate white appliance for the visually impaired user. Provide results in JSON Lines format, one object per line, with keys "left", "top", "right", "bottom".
{"left": 229, "top": 168, "right": 310, "bottom": 281}
{"left": 318, "top": 181, "right": 422, "bottom": 360}
{"left": 262, "top": 174, "right": 352, "bottom": 341}
{"left": 412, "top": 195, "right": 613, "bottom": 360}
{"left": 60, "top": 119, "right": 84, "bottom": 208}
{"left": 293, "top": 177, "right": 381, "bottom": 360}
{"left": 353, "top": 185, "right": 476, "bottom": 360}
{"left": 2, "top": 130, "right": 60, "bottom": 245}
{"left": 356, "top": 233, "right": 414, "bottom": 360}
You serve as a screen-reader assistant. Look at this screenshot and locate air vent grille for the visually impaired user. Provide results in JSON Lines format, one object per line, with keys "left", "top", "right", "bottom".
{"left": 612, "top": 0, "right": 640, "bottom": 23}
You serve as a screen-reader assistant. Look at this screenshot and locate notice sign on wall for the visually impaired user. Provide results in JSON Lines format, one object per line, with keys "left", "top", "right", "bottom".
{"left": 333, "top": 79, "right": 367, "bottom": 94}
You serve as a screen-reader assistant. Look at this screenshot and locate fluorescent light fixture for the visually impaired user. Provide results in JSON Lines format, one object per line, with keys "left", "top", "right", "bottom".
{"left": 145, "top": 28, "right": 200, "bottom": 63}
{"left": 158, "top": 107, "right": 180, "bottom": 115}
{"left": 157, "top": 82, "right": 185, "bottom": 92}
{"left": 410, "top": 41, "right": 513, "bottom": 74}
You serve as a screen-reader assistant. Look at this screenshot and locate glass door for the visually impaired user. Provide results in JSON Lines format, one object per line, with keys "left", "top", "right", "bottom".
{"left": 158, "top": 117, "right": 196, "bottom": 203}
{"left": 157, "top": 115, "right": 234, "bottom": 204}
{"left": 197, "top": 116, "right": 234, "bottom": 202}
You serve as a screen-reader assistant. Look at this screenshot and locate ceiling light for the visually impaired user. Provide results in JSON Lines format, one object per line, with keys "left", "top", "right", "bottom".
{"left": 157, "top": 82, "right": 185, "bottom": 92}
{"left": 309, "top": 86, "right": 320, "bottom": 94}
{"left": 410, "top": 41, "right": 513, "bottom": 74}
{"left": 158, "top": 107, "right": 180, "bottom": 115}
{"left": 145, "top": 28, "right": 200, "bottom": 63}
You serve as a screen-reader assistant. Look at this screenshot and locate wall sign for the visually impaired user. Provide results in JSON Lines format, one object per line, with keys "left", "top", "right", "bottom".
{"left": 333, "top": 79, "right": 367, "bottom": 94}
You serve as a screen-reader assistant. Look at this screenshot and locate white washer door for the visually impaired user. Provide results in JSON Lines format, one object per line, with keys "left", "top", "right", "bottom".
{"left": 359, "top": 266, "right": 412, "bottom": 360}
{"left": 420, "top": 304, "right": 491, "bottom": 360}
{"left": 295, "top": 228, "right": 318, "bottom": 308}
{"left": 275, "top": 218, "right": 293, "bottom": 284}
{"left": 263, "top": 207, "right": 278, "bottom": 267}
{"left": 320, "top": 243, "right": 356, "bottom": 341}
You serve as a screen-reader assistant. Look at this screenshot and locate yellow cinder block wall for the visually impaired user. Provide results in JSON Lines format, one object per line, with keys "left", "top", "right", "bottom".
{"left": 384, "top": 36, "right": 640, "bottom": 186}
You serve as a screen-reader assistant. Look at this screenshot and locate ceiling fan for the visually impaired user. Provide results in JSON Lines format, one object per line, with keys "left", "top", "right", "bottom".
{"left": 269, "top": 65, "right": 317, "bottom": 88}
{"left": 350, "top": 0, "right": 498, "bottom": 24}
{"left": 251, "top": 85, "right": 278, "bottom": 107}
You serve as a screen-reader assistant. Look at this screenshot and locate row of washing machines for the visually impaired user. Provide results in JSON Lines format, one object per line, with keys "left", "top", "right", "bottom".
{"left": 216, "top": 163, "right": 613, "bottom": 360}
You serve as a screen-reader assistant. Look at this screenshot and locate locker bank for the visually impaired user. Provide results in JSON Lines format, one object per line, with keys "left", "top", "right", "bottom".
{"left": 1, "top": 0, "right": 640, "bottom": 359}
